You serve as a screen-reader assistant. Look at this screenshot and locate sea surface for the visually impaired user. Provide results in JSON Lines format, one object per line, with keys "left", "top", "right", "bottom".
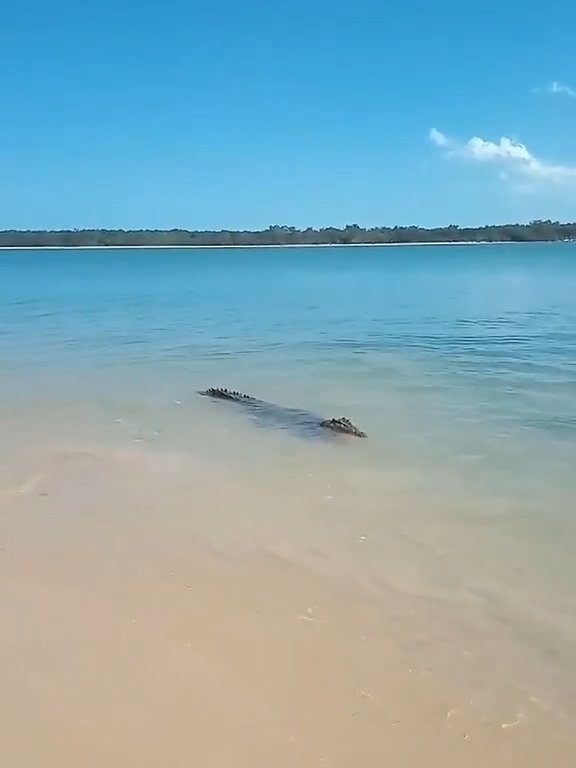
{"left": 1, "top": 243, "right": 576, "bottom": 766}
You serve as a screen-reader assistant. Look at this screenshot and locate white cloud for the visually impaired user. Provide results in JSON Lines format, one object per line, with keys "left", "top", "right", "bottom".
{"left": 429, "top": 129, "right": 576, "bottom": 184}
{"left": 463, "top": 136, "right": 532, "bottom": 162}
{"left": 429, "top": 127, "right": 449, "bottom": 147}
{"left": 548, "top": 81, "right": 576, "bottom": 98}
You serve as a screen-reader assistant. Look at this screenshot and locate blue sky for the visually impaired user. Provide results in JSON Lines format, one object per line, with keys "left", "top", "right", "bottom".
{"left": 2, "top": 0, "right": 576, "bottom": 229}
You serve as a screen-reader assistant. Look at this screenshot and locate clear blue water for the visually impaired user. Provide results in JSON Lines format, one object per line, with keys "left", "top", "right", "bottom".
{"left": 2, "top": 243, "right": 575, "bottom": 438}
{"left": 2, "top": 243, "right": 576, "bottom": 712}
{"left": 2, "top": 242, "right": 575, "bottom": 510}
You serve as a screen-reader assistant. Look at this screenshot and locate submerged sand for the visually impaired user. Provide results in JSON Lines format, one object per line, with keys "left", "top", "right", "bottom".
{"left": 1, "top": 433, "right": 575, "bottom": 768}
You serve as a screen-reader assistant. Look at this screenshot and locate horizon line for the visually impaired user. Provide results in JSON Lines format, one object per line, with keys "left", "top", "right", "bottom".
{"left": 0, "top": 220, "right": 574, "bottom": 234}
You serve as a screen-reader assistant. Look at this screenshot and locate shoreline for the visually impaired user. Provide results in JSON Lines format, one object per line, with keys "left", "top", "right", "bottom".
{"left": 0, "top": 240, "right": 564, "bottom": 251}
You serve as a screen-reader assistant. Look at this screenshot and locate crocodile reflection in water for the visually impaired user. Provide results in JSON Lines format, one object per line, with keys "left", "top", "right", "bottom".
{"left": 199, "top": 388, "right": 367, "bottom": 439}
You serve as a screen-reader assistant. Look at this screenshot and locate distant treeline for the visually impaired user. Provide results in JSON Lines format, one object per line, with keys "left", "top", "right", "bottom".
{"left": 1, "top": 221, "right": 576, "bottom": 247}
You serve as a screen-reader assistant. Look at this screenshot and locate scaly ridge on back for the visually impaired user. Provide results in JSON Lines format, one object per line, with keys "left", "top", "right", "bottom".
{"left": 199, "top": 387, "right": 367, "bottom": 438}
{"left": 199, "top": 387, "right": 256, "bottom": 402}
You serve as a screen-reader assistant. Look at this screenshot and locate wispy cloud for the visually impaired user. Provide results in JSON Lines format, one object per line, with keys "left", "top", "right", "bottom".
{"left": 429, "top": 127, "right": 449, "bottom": 147}
{"left": 429, "top": 128, "right": 576, "bottom": 184}
{"left": 547, "top": 80, "right": 576, "bottom": 98}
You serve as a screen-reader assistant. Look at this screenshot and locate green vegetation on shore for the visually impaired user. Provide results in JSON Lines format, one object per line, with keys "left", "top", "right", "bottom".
{"left": 1, "top": 221, "right": 575, "bottom": 247}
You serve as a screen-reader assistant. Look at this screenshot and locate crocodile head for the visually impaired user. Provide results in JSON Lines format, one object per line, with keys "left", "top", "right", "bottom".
{"left": 319, "top": 417, "right": 367, "bottom": 438}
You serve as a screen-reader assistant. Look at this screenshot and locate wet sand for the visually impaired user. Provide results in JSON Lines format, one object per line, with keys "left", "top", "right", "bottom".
{"left": 1, "top": 437, "right": 575, "bottom": 768}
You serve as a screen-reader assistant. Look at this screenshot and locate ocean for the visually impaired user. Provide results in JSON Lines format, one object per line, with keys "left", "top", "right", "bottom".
{"left": 1, "top": 243, "right": 575, "bottom": 766}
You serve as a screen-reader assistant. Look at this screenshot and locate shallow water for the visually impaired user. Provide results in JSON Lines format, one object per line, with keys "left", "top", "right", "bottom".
{"left": 1, "top": 244, "right": 575, "bottom": 765}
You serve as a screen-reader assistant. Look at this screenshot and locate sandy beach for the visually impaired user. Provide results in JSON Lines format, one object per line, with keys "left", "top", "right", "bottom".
{"left": 1, "top": 434, "right": 575, "bottom": 768}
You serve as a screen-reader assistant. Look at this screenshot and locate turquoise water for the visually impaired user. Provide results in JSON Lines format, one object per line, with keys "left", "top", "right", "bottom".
{"left": 2, "top": 243, "right": 575, "bottom": 443}
{"left": 2, "top": 243, "right": 575, "bottom": 478}
{"left": 2, "top": 243, "right": 576, "bottom": 715}
{"left": 2, "top": 242, "right": 575, "bottom": 523}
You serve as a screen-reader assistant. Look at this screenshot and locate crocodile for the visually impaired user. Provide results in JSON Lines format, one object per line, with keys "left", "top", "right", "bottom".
{"left": 199, "top": 387, "right": 367, "bottom": 438}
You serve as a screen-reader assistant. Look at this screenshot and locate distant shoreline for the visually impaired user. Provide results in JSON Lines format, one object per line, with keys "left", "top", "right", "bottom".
{"left": 2, "top": 222, "right": 574, "bottom": 249}
{"left": 0, "top": 240, "right": 566, "bottom": 251}
{"left": 2, "top": 221, "right": 575, "bottom": 249}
